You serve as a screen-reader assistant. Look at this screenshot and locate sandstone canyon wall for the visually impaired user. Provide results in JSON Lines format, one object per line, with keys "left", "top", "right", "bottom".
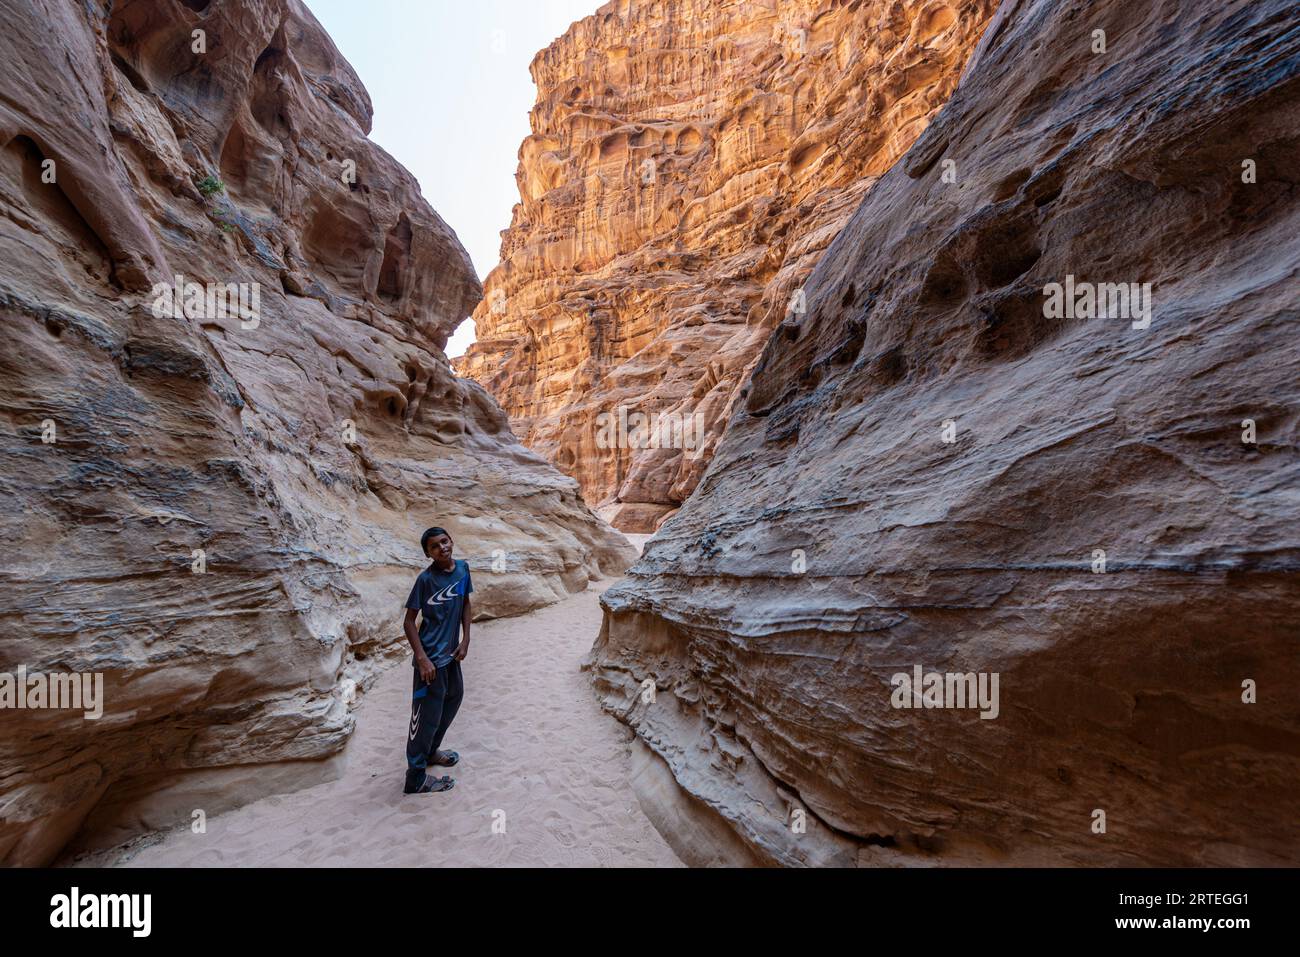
{"left": 457, "top": 0, "right": 999, "bottom": 531}
{"left": 588, "top": 0, "right": 1300, "bottom": 865}
{"left": 0, "top": 0, "right": 632, "bottom": 865}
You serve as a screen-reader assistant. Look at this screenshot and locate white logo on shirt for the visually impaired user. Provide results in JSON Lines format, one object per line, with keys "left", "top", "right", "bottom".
{"left": 426, "top": 579, "right": 462, "bottom": 608}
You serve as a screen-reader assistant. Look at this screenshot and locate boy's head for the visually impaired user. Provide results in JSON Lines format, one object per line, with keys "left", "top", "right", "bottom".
{"left": 420, "top": 526, "right": 454, "bottom": 562}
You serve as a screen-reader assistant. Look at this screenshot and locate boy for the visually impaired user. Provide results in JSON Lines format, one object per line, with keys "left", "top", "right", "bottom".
{"left": 402, "top": 526, "right": 472, "bottom": 794}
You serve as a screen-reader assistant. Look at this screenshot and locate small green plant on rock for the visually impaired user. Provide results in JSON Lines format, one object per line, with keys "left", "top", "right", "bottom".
{"left": 196, "top": 175, "right": 225, "bottom": 198}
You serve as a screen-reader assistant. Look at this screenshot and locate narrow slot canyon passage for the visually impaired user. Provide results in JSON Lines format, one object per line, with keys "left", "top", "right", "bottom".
{"left": 2, "top": 0, "right": 1295, "bottom": 888}
{"left": 77, "top": 574, "right": 681, "bottom": 868}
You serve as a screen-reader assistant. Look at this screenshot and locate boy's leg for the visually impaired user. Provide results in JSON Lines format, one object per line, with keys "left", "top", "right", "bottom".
{"left": 429, "top": 660, "right": 464, "bottom": 759}
{"left": 405, "top": 666, "right": 447, "bottom": 791}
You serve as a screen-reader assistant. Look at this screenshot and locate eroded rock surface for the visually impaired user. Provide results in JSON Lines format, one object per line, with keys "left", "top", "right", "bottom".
{"left": 457, "top": 0, "right": 998, "bottom": 529}
{"left": 588, "top": 0, "right": 1300, "bottom": 866}
{"left": 0, "top": 0, "right": 632, "bottom": 865}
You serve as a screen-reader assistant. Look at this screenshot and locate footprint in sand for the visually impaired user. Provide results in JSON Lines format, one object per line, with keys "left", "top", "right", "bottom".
{"left": 546, "top": 820, "right": 578, "bottom": 848}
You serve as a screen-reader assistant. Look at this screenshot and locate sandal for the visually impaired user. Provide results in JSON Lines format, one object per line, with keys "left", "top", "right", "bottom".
{"left": 432, "top": 750, "right": 460, "bottom": 767}
{"left": 405, "top": 774, "right": 454, "bottom": 794}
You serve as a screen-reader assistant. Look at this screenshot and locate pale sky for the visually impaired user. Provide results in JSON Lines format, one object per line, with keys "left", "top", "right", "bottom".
{"left": 305, "top": 0, "right": 599, "bottom": 356}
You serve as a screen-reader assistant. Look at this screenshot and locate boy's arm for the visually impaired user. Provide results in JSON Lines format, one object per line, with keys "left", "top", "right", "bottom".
{"left": 455, "top": 597, "right": 472, "bottom": 660}
{"left": 405, "top": 608, "right": 435, "bottom": 683}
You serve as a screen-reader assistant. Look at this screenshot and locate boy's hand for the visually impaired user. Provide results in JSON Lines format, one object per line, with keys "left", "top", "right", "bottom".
{"left": 454, "top": 640, "right": 470, "bottom": 662}
{"left": 416, "top": 655, "right": 437, "bottom": 684}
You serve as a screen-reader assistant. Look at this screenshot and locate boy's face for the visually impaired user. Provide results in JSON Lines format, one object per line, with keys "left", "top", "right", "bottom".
{"left": 425, "top": 534, "right": 454, "bottom": 563}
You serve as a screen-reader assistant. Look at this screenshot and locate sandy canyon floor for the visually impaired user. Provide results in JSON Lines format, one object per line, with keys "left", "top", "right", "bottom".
{"left": 74, "top": 546, "right": 681, "bottom": 868}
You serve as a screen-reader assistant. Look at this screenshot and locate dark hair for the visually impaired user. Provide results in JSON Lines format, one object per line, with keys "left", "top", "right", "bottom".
{"left": 420, "top": 526, "right": 451, "bottom": 555}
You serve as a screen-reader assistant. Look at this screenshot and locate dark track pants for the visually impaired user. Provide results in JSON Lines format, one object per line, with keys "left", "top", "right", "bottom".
{"left": 405, "top": 660, "right": 463, "bottom": 790}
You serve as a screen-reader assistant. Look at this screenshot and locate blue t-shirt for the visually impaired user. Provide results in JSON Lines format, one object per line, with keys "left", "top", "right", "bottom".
{"left": 405, "top": 560, "right": 473, "bottom": 668}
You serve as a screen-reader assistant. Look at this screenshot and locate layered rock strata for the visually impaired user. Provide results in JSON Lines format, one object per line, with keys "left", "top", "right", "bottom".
{"left": 457, "top": 0, "right": 999, "bottom": 530}
{"left": 0, "top": 0, "right": 632, "bottom": 865}
{"left": 588, "top": 0, "right": 1300, "bottom": 866}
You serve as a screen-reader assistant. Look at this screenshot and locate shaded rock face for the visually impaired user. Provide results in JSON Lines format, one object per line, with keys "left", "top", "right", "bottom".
{"left": 0, "top": 0, "right": 632, "bottom": 865}
{"left": 588, "top": 0, "right": 1300, "bottom": 866}
{"left": 456, "top": 0, "right": 999, "bottom": 530}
